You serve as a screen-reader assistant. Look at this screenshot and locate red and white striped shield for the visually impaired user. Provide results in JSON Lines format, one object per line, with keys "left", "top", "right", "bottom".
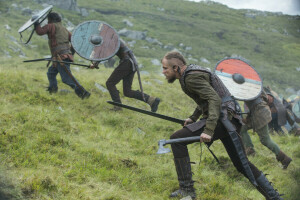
{"left": 214, "top": 58, "right": 263, "bottom": 101}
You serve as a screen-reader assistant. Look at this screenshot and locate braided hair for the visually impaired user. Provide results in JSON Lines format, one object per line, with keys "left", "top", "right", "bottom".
{"left": 48, "top": 12, "right": 61, "bottom": 23}
{"left": 163, "top": 51, "right": 186, "bottom": 67}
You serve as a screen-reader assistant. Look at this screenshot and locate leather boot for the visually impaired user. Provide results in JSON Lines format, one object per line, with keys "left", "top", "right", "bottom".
{"left": 80, "top": 91, "right": 91, "bottom": 100}
{"left": 147, "top": 96, "right": 160, "bottom": 112}
{"left": 256, "top": 173, "right": 283, "bottom": 200}
{"left": 74, "top": 87, "right": 90, "bottom": 100}
{"left": 170, "top": 156, "right": 196, "bottom": 199}
{"left": 108, "top": 90, "right": 122, "bottom": 111}
{"left": 46, "top": 86, "right": 58, "bottom": 94}
{"left": 108, "top": 90, "right": 122, "bottom": 104}
{"left": 276, "top": 151, "right": 292, "bottom": 169}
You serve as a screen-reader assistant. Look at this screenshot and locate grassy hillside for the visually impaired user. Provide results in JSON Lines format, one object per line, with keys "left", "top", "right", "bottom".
{"left": 0, "top": 0, "right": 299, "bottom": 200}
{"left": 1, "top": 55, "right": 300, "bottom": 200}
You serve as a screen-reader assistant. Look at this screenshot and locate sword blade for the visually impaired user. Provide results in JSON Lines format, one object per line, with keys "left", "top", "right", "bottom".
{"left": 23, "top": 58, "right": 49, "bottom": 62}
{"left": 23, "top": 58, "right": 92, "bottom": 68}
{"left": 108, "top": 101, "right": 220, "bottom": 163}
{"left": 107, "top": 101, "right": 185, "bottom": 125}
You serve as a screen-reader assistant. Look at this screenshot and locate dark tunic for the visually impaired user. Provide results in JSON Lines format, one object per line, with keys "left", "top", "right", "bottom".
{"left": 179, "top": 64, "right": 240, "bottom": 137}
{"left": 245, "top": 90, "right": 272, "bottom": 131}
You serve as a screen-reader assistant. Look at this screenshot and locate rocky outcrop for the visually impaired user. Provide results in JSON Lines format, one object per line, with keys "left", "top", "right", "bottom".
{"left": 35, "top": 0, "right": 78, "bottom": 11}
{"left": 4, "top": 25, "right": 11, "bottom": 31}
{"left": 122, "top": 19, "right": 133, "bottom": 27}
{"left": 118, "top": 28, "right": 147, "bottom": 40}
{"left": 34, "top": 0, "right": 89, "bottom": 16}
{"left": 151, "top": 59, "right": 160, "bottom": 66}
{"left": 200, "top": 58, "right": 210, "bottom": 64}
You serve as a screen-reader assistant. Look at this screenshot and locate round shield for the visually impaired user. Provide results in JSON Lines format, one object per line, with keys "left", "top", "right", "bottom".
{"left": 71, "top": 20, "right": 120, "bottom": 62}
{"left": 287, "top": 95, "right": 300, "bottom": 123}
{"left": 18, "top": 5, "right": 53, "bottom": 33}
{"left": 292, "top": 100, "right": 300, "bottom": 123}
{"left": 214, "top": 58, "right": 263, "bottom": 101}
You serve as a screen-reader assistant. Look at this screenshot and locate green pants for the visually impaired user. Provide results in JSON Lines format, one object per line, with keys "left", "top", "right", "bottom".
{"left": 241, "top": 124, "right": 280, "bottom": 155}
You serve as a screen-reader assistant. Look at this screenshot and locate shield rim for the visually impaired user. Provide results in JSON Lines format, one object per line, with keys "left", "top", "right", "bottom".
{"left": 71, "top": 20, "right": 120, "bottom": 62}
{"left": 292, "top": 98, "right": 300, "bottom": 123}
{"left": 18, "top": 5, "right": 53, "bottom": 33}
{"left": 214, "top": 57, "right": 263, "bottom": 101}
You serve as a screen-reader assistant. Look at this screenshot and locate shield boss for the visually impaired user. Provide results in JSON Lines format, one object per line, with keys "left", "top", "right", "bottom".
{"left": 214, "top": 58, "right": 262, "bottom": 101}
{"left": 71, "top": 20, "right": 120, "bottom": 62}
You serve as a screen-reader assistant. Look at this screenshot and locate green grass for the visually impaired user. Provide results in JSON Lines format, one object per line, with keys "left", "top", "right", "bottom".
{"left": 0, "top": 57, "right": 299, "bottom": 200}
{"left": 0, "top": 0, "right": 299, "bottom": 199}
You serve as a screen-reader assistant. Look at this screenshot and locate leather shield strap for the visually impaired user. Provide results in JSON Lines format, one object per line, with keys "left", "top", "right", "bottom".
{"left": 128, "top": 51, "right": 145, "bottom": 102}
{"left": 221, "top": 117, "right": 258, "bottom": 186}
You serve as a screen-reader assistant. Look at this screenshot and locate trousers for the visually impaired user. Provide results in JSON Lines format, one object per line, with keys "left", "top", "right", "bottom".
{"left": 106, "top": 58, "right": 149, "bottom": 103}
{"left": 170, "top": 118, "right": 261, "bottom": 179}
{"left": 47, "top": 59, "right": 85, "bottom": 96}
{"left": 241, "top": 124, "right": 280, "bottom": 155}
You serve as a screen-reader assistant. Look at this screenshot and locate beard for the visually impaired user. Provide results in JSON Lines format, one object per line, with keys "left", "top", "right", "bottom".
{"left": 168, "top": 76, "right": 176, "bottom": 83}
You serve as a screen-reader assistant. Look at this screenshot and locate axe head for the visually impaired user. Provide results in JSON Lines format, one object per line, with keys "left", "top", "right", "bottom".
{"left": 156, "top": 139, "right": 171, "bottom": 154}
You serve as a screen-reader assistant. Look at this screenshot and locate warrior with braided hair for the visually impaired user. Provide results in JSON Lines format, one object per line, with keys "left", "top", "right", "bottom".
{"left": 161, "top": 51, "right": 283, "bottom": 200}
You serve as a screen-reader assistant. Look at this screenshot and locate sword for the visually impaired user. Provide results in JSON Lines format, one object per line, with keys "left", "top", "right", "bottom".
{"left": 107, "top": 101, "right": 219, "bottom": 163}
{"left": 107, "top": 101, "right": 185, "bottom": 125}
{"left": 23, "top": 58, "right": 98, "bottom": 69}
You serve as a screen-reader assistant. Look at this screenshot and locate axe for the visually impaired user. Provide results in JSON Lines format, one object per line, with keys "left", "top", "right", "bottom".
{"left": 107, "top": 101, "right": 219, "bottom": 163}
{"left": 157, "top": 136, "right": 200, "bottom": 154}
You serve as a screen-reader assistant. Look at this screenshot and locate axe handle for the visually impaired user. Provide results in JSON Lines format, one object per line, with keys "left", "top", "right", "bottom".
{"left": 164, "top": 136, "right": 200, "bottom": 145}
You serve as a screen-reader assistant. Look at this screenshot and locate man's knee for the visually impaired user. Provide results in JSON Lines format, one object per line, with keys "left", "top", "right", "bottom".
{"left": 259, "top": 136, "right": 270, "bottom": 146}
{"left": 170, "top": 133, "right": 177, "bottom": 140}
{"left": 61, "top": 78, "right": 68, "bottom": 84}
{"left": 47, "top": 72, "right": 56, "bottom": 78}
{"left": 106, "top": 81, "right": 115, "bottom": 90}
{"left": 123, "top": 89, "right": 130, "bottom": 97}
{"left": 170, "top": 130, "right": 184, "bottom": 140}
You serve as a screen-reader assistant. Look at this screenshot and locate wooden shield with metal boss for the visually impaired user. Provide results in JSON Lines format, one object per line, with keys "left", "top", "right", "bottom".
{"left": 71, "top": 20, "right": 120, "bottom": 62}
{"left": 214, "top": 58, "right": 262, "bottom": 101}
{"left": 287, "top": 95, "right": 300, "bottom": 123}
{"left": 18, "top": 5, "right": 53, "bottom": 33}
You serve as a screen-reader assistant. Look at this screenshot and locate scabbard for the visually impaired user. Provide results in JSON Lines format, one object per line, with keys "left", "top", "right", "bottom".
{"left": 221, "top": 118, "right": 258, "bottom": 186}
{"left": 128, "top": 51, "right": 145, "bottom": 102}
